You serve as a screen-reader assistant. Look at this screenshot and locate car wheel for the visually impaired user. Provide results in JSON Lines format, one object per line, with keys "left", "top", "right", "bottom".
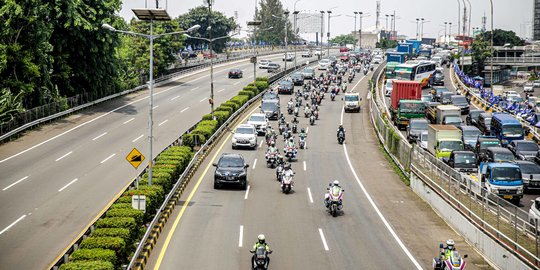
{"left": 241, "top": 180, "right": 247, "bottom": 190}
{"left": 214, "top": 180, "right": 220, "bottom": 189}
{"left": 232, "top": 145, "right": 236, "bottom": 150}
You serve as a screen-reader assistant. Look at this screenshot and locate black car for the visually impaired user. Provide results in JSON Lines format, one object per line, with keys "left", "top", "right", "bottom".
{"left": 466, "top": 109, "right": 483, "bottom": 126}
{"left": 440, "top": 92, "right": 453, "bottom": 105}
{"left": 213, "top": 153, "right": 249, "bottom": 189}
{"left": 477, "top": 113, "right": 492, "bottom": 135}
{"left": 514, "top": 160, "right": 540, "bottom": 191}
{"left": 228, "top": 68, "right": 243, "bottom": 78}
{"left": 474, "top": 136, "right": 501, "bottom": 162}
{"left": 262, "top": 91, "right": 279, "bottom": 102}
{"left": 278, "top": 80, "right": 294, "bottom": 94}
{"left": 432, "top": 69, "right": 445, "bottom": 86}
{"left": 451, "top": 95, "right": 469, "bottom": 114}
{"left": 443, "top": 150, "right": 477, "bottom": 173}
{"left": 260, "top": 100, "right": 280, "bottom": 120}
{"left": 482, "top": 147, "right": 515, "bottom": 163}
{"left": 433, "top": 87, "right": 450, "bottom": 102}
{"left": 291, "top": 73, "right": 304, "bottom": 86}
{"left": 507, "top": 140, "right": 540, "bottom": 161}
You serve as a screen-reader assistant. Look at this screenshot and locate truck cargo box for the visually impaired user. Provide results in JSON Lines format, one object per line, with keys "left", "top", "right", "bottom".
{"left": 391, "top": 80, "right": 422, "bottom": 110}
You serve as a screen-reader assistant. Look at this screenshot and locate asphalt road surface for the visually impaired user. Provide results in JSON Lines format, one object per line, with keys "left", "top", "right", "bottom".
{"left": 145, "top": 64, "right": 492, "bottom": 269}
{"left": 0, "top": 51, "right": 330, "bottom": 269}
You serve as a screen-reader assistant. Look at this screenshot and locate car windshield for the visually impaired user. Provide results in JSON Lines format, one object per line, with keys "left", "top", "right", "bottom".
{"left": 261, "top": 102, "right": 277, "bottom": 111}
{"left": 463, "top": 129, "right": 480, "bottom": 139}
{"left": 436, "top": 89, "right": 449, "bottom": 96}
{"left": 410, "top": 120, "right": 428, "bottom": 130}
{"left": 218, "top": 157, "right": 244, "bottom": 167}
{"left": 492, "top": 167, "right": 521, "bottom": 181}
{"left": 452, "top": 96, "right": 467, "bottom": 105}
{"left": 304, "top": 68, "right": 314, "bottom": 73}
{"left": 470, "top": 111, "right": 481, "bottom": 119}
{"left": 480, "top": 140, "right": 501, "bottom": 149}
{"left": 249, "top": 115, "right": 265, "bottom": 122}
{"left": 345, "top": 95, "right": 359, "bottom": 101}
{"left": 493, "top": 152, "right": 515, "bottom": 162}
{"left": 280, "top": 81, "right": 292, "bottom": 87}
{"left": 236, "top": 127, "right": 253, "bottom": 134}
{"left": 517, "top": 142, "right": 539, "bottom": 151}
{"left": 386, "top": 81, "right": 393, "bottom": 87}
{"left": 445, "top": 116, "right": 461, "bottom": 124}
{"left": 320, "top": 60, "right": 329, "bottom": 64}
{"left": 455, "top": 153, "right": 476, "bottom": 164}
{"left": 421, "top": 133, "right": 428, "bottom": 141}
{"left": 519, "top": 163, "right": 540, "bottom": 174}
{"left": 502, "top": 125, "right": 522, "bottom": 137}
{"left": 400, "top": 102, "right": 425, "bottom": 113}
{"left": 439, "top": 141, "right": 463, "bottom": 151}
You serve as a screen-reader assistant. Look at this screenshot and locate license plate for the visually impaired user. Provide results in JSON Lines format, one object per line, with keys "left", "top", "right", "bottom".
{"left": 226, "top": 176, "right": 235, "bottom": 180}
{"left": 503, "top": 195, "right": 513, "bottom": 199}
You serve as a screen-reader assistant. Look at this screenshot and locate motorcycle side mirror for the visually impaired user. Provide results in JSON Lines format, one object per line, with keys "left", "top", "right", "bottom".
{"left": 245, "top": 164, "right": 250, "bottom": 168}
{"left": 212, "top": 163, "right": 217, "bottom": 167}
{"left": 463, "top": 254, "right": 468, "bottom": 258}
{"left": 341, "top": 98, "right": 344, "bottom": 101}
{"left": 439, "top": 243, "right": 444, "bottom": 249}
{"left": 328, "top": 183, "right": 332, "bottom": 187}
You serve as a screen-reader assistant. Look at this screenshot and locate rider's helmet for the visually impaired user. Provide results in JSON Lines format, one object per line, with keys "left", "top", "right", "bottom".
{"left": 258, "top": 234, "right": 266, "bottom": 244}
{"left": 289, "top": 138, "right": 294, "bottom": 143}
{"left": 333, "top": 180, "right": 340, "bottom": 186}
{"left": 286, "top": 122, "right": 290, "bottom": 127}
{"left": 446, "top": 239, "right": 455, "bottom": 250}
{"left": 284, "top": 163, "right": 291, "bottom": 170}
{"left": 301, "top": 128, "right": 305, "bottom": 133}
{"left": 339, "top": 124, "right": 343, "bottom": 130}
{"left": 271, "top": 142, "right": 275, "bottom": 147}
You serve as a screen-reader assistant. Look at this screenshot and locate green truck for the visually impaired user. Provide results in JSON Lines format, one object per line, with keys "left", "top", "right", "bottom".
{"left": 390, "top": 80, "right": 424, "bottom": 129}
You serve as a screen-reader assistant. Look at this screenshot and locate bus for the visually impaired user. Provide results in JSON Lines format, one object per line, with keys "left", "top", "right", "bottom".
{"left": 394, "top": 60, "right": 436, "bottom": 88}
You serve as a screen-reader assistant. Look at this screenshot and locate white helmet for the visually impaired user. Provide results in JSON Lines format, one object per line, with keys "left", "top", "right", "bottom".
{"left": 258, "top": 234, "right": 266, "bottom": 243}
{"left": 333, "top": 180, "right": 340, "bottom": 186}
{"left": 446, "top": 239, "right": 455, "bottom": 250}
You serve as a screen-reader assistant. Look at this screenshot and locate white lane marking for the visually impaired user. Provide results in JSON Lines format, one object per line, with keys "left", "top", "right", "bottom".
{"left": 252, "top": 159, "right": 257, "bottom": 170}
{"left": 306, "top": 127, "right": 309, "bottom": 133}
{"left": 218, "top": 88, "right": 225, "bottom": 93}
{"left": 170, "top": 95, "right": 180, "bottom": 101}
{"left": 181, "top": 107, "right": 190, "bottom": 113}
{"left": 239, "top": 225, "right": 244, "bottom": 247}
{"left": 0, "top": 57, "right": 280, "bottom": 164}
{"left": 92, "top": 132, "right": 107, "bottom": 141}
{"left": 3, "top": 176, "right": 29, "bottom": 191}
{"left": 307, "top": 187, "right": 314, "bottom": 203}
{"left": 341, "top": 104, "right": 422, "bottom": 269}
{"left": 258, "top": 140, "right": 264, "bottom": 148}
{"left": 234, "top": 81, "right": 241, "bottom": 85}
{"left": 58, "top": 178, "right": 78, "bottom": 192}
{"left": 158, "top": 119, "right": 169, "bottom": 126}
{"left": 132, "top": 134, "right": 144, "bottom": 142}
{"left": 244, "top": 185, "right": 250, "bottom": 200}
{"left": 55, "top": 151, "right": 73, "bottom": 162}
{"left": 0, "top": 215, "right": 26, "bottom": 235}
{"left": 152, "top": 105, "right": 159, "bottom": 110}
{"left": 123, "top": 118, "right": 135, "bottom": 124}
{"left": 190, "top": 87, "right": 199, "bottom": 91}
{"left": 303, "top": 161, "right": 307, "bottom": 171}
{"left": 318, "top": 228, "right": 329, "bottom": 251}
{"left": 100, "top": 153, "right": 116, "bottom": 164}
{"left": 199, "top": 97, "right": 207, "bottom": 103}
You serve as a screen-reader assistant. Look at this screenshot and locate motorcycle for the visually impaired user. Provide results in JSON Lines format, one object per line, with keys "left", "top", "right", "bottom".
{"left": 250, "top": 246, "right": 272, "bottom": 270}
{"left": 284, "top": 146, "right": 297, "bottom": 161}
{"left": 266, "top": 152, "right": 277, "bottom": 168}
{"left": 276, "top": 163, "right": 284, "bottom": 181}
{"left": 348, "top": 76, "right": 353, "bottom": 83}
{"left": 287, "top": 106, "right": 293, "bottom": 115}
{"left": 304, "top": 109, "right": 311, "bottom": 118}
{"left": 309, "top": 114, "right": 315, "bottom": 126}
{"left": 433, "top": 245, "right": 467, "bottom": 270}
{"left": 279, "top": 124, "right": 286, "bottom": 135}
{"left": 314, "top": 110, "right": 319, "bottom": 120}
{"left": 325, "top": 185, "right": 344, "bottom": 217}
{"left": 292, "top": 124, "right": 297, "bottom": 133}
{"left": 363, "top": 68, "right": 368, "bottom": 76}
{"left": 281, "top": 171, "right": 294, "bottom": 194}
{"left": 337, "top": 131, "right": 345, "bottom": 144}
{"left": 294, "top": 106, "right": 299, "bottom": 117}
{"left": 331, "top": 92, "right": 336, "bottom": 101}
{"left": 299, "top": 137, "right": 306, "bottom": 149}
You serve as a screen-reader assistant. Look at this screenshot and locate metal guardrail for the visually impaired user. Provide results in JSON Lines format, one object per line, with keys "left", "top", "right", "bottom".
{"left": 487, "top": 56, "right": 540, "bottom": 65}
{"left": 0, "top": 47, "right": 296, "bottom": 143}
{"left": 369, "top": 64, "right": 540, "bottom": 268}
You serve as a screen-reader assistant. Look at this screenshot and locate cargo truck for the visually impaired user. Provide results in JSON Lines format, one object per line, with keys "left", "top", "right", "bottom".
{"left": 406, "top": 40, "right": 422, "bottom": 55}
{"left": 385, "top": 52, "right": 407, "bottom": 79}
{"left": 427, "top": 124, "right": 464, "bottom": 159}
{"left": 390, "top": 80, "right": 424, "bottom": 129}
{"left": 426, "top": 104, "right": 462, "bottom": 126}
{"left": 477, "top": 162, "right": 523, "bottom": 204}
{"left": 397, "top": 43, "right": 413, "bottom": 57}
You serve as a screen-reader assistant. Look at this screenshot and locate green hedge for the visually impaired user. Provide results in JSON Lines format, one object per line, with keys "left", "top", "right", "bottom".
{"left": 255, "top": 81, "right": 269, "bottom": 91}
{"left": 198, "top": 120, "right": 219, "bottom": 131}
{"left": 192, "top": 125, "right": 214, "bottom": 140}
{"left": 116, "top": 196, "right": 132, "bottom": 204}
{"left": 213, "top": 111, "right": 230, "bottom": 126}
{"left": 238, "top": 90, "right": 255, "bottom": 99}
{"left": 95, "top": 217, "right": 138, "bottom": 240}
{"left": 106, "top": 208, "right": 144, "bottom": 225}
{"left": 79, "top": 237, "right": 126, "bottom": 261}
{"left": 201, "top": 114, "right": 213, "bottom": 121}
{"left": 215, "top": 105, "right": 234, "bottom": 114}
{"left": 59, "top": 260, "right": 114, "bottom": 270}
{"left": 182, "top": 133, "right": 206, "bottom": 148}
{"left": 243, "top": 85, "right": 258, "bottom": 94}
{"left": 229, "top": 95, "right": 249, "bottom": 108}
{"left": 256, "top": 76, "right": 268, "bottom": 82}
{"left": 223, "top": 101, "right": 239, "bottom": 111}
{"left": 69, "top": 248, "right": 117, "bottom": 266}
{"left": 109, "top": 203, "right": 131, "bottom": 209}
{"left": 92, "top": 228, "right": 131, "bottom": 242}
{"left": 122, "top": 185, "right": 164, "bottom": 217}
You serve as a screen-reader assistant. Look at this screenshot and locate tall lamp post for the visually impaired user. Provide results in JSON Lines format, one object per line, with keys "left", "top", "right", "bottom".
{"left": 247, "top": 21, "right": 263, "bottom": 85}
{"left": 415, "top": 18, "right": 420, "bottom": 40}
{"left": 489, "top": 0, "right": 494, "bottom": 87}
{"left": 444, "top": 22, "right": 448, "bottom": 46}
{"left": 353, "top": 12, "right": 358, "bottom": 51}
{"left": 102, "top": 13, "right": 200, "bottom": 186}
{"left": 326, "top": 7, "right": 338, "bottom": 57}
{"left": 320, "top": 11, "right": 325, "bottom": 57}
{"left": 293, "top": 0, "right": 301, "bottom": 69}
{"left": 272, "top": 11, "right": 290, "bottom": 71}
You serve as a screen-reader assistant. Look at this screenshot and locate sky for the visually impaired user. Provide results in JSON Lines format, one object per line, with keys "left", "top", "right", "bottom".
{"left": 119, "top": 0, "right": 534, "bottom": 41}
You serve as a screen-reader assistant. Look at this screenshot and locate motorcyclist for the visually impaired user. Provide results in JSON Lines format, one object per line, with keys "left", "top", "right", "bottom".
{"left": 324, "top": 180, "right": 343, "bottom": 208}
{"left": 442, "top": 239, "right": 456, "bottom": 260}
{"left": 299, "top": 128, "right": 307, "bottom": 140}
{"left": 288, "top": 98, "right": 294, "bottom": 109}
{"left": 304, "top": 105, "right": 312, "bottom": 117}
{"left": 283, "top": 163, "right": 294, "bottom": 178}
{"left": 337, "top": 125, "right": 346, "bottom": 139}
{"left": 286, "top": 137, "right": 296, "bottom": 149}
{"left": 250, "top": 234, "right": 271, "bottom": 266}
{"left": 266, "top": 142, "right": 279, "bottom": 157}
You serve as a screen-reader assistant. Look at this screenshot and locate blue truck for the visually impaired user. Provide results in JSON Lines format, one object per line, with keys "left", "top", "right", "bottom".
{"left": 386, "top": 52, "right": 406, "bottom": 63}
{"left": 405, "top": 40, "right": 422, "bottom": 56}
{"left": 490, "top": 113, "right": 524, "bottom": 145}
{"left": 477, "top": 162, "right": 523, "bottom": 204}
{"left": 397, "top": 43, "right": 413, "bottom": 57}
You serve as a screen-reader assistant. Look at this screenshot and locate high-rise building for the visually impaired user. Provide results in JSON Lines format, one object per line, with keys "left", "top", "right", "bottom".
{"left": 535, "top": 0, "right": 540, "bottom": 40}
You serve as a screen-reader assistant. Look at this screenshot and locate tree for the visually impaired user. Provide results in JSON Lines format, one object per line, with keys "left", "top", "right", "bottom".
{"left": 176, "top": 6, "right": 237, "bottom": 53}
{"left": 475, "top": 29, "right": 525, "bottom": 47}
{"left": 376, "top": 38, "right": 398, "bottom": 50}
{"left": 329, "top": 34, "right": 357, "bottom": 46}
{"left": 255, "top": 0, "right": 294, "bottom": 45}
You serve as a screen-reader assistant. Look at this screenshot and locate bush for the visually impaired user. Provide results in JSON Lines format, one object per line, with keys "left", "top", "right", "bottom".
{"left": 238, "top": 90, "right": 255, "bottom": 99}
{"left": 198, "top": 120, "right": 219, "bottom": 131}
{"left": 79, "top": 237, "right": 126, "bottom": 261}
{"left": 106, "top": 208, "right": 144, "bottom": 225}
{"left": 213, "top": 111, "right": 230, "bottom": 125}
{"left": 192, "top": 125, "right": 214, "bottom": 140}
{"left": 223, "top": 101, "right": 239, "bottom": 111}
{"left": 109, "top": 203, "right": 132, "bottom": 209}
{"left": 243, "top": 85, "right": 258, "bottom": 94}
{"left": 255, "top": 81, "right": 269, "bottom": 91}
{"left": 182, "top": 133, "right": 206, "bottom": 148}
{"left": 116, "top": 196, "right": 132, "bottom": 204}
{"left": 92, "top": 228, "right": 131, "bottom": 242}
{"left": 229, "top": 95, "right": 249, "bottom": 108}
{"left": 202, "top": 114, "right": 213, "bottom": 121}
{"left": 256, "top": 76, "right": 268, "bottom": 82}
{"left": 215, "top": 105, "right": 233, "bottom": 114}
{"left": 95, "top": 217, "right": 138, "bottom": 239}
{"left": 69, "top": 249, "right": 116, "bottom": 266}
{"left": 122, "top": 185, "right": 164, "bottom": 216}
{"left": 59, "top": 260, "right": 114, "bottom": 270}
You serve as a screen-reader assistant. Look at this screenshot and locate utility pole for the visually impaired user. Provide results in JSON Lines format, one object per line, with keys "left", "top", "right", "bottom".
{"left": 353, "top": 12, "right": 358, "bottom": 51}
{"left": 293, "top": 11, "right": 299, "bottom": 68}
{"left": 207, "top": 0, "right": 215, "bottom": 120}
{"left": 320, "top": 11, "right": 325, "bottom": 58}
{"left": 327, "top": 10, "right": 332, "bottom": 57}
{"left": 359, "top": 12, "right": 364, "bottom": 49}
{"left": 449, "top": 22, "right": 452, "bottom": 45}
{"left": 285, "top": 11, "right": 289, "bottom": 72}
{"left": 416, "top": 18, "right": 420, "bottom": 40}
{"left": 444, "top": 22, "right": 448, "bottom": 46}
{"left": 420, "top": 18, "right": 425, "bottom": 40}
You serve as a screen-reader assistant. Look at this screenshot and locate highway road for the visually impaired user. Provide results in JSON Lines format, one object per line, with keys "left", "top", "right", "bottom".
{"left": 145, "top": 64, "right": 491, "bottom": 269}
{"left": 0, "top": 50, "right": 330, "bottom": 269}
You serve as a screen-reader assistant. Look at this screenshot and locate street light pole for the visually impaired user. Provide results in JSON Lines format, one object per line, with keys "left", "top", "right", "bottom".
{"left": 420, "top": 18, "right": 425, "bottom": 40}
{"left": 353, "top": 12, "right": 358, "bottom": 51}
{"left": 293, "top": 0, "right": 301, "bottom": 69}
{"left": 444, "top": 22, "right": 448, "bottom": 46}
{"left": 320, "top": 11, "right": 324, "bottom": 58}
{"left": 490, "top": 0, "right": 494, "bottom": 87}
{"left": 359, "top": 12, "right": 364, "bottom": 49}
{"left": 466, "top": 0, "right": 471, "bottom": 37}
{"left": 327, "top": 10, "right": 331, "bottom": 57}
{"left": 285, "top": 11, "right": 289, "bottom": 72}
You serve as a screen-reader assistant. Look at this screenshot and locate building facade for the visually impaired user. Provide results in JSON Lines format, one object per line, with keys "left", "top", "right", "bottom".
{"left": 535, "top": 0, "right": 540, "bottom": 40}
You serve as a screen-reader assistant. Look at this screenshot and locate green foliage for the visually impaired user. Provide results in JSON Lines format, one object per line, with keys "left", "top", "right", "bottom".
{"left": 329, "top": 34, "right": 358, "bottom": 46}
{"left": 59, "top": 260, "right": 114, "bottom": 270}
{"left": 106, "top": 208, "right": 144, "bottom": 225}
{"left": 79, "top": 237, "right": 126, "bottom": 260}
{"left": 256, "top": 76, "right": 268, "bottom": 82}
{"left": 95, "top": 217, "right": 138, "bottom": 239}
{"left": 182, "top": 133, "right": 206, "bottom": 148}
{"left": 69, "top": 249, "right": 117, "bottom": 266}
{"left": 238, "top": 90, "right": 255, "bottom": 98}
{"left": 215, "top": 105, "right": 234, "bottom": 114}
{"left": 202, "top": 114, "right": 213, "bottom": 121}
{"left": 229, "top": 95, "right": 249, "bottom": 107}
{"left": 192, "top": 125, "right": 215, "bottom": 139}
{"left": 92, "top": 228, "right": 131, "bottom": 241}
{"left": 109, "top": 203, "right": 132, "bottom": 209}
{"left": 123, "top": 185, "right": 164, "bottom": 216}
{"left": 475, "top": 29, "right": 525, "bottom": 47}
{"left": 243, "top": 85, "right": 258, "bottom": 93}
{"left": 213, "top": 111, "right": 230, "bottom": 125}
{"left": 176, "top": 6, "right": 237, "bottom": 53}
{"left": 376, "top": 38, "right": 398, "bottom": 50}
{"left": 255, "top": 0, "right": 295, "bottom": 45}
{"left": 223, "top": 101, "right": 239, "bottom": 111}
{"left": 471, "top": 39, "right": 492, "bottom": 75}
{"left": 255, "top": 81, "right": 269, "bottom": 92}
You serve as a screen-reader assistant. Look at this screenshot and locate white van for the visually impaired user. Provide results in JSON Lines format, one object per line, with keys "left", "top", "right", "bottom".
{"left": 344, "top": 92, "right": 361, "bottom": 113}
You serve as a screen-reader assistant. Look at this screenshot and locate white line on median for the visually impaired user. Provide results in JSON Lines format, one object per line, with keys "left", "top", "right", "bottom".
{"left": 0, "top": 215, "right": 27, "bottom": 235}
{"left": 239, "top": 225, "right": 244, "bottom": 247}
{"left": 181, "top": 107, "right": 189, "bottom": 113}
{"left": 3, "top": 176, "right": 29, "bottom": 191}
{"left": 190, "top": 87, "right": 199, "bottom": 91}
{"left": 92, "top": 132, "right": 107, "bottom": 141}
{"left": 123, "top": 118, "right": 135, "bottom": 124}
{"left": 307, "top": 187, "right": 313, "bottom": 203}
{"left": 306, "top": 127, "right": 309, "bottom": 133}
{"left": 199, "top": 97, "right": 207, "bottom": 103}
{"left": 252, "top": 159, "right": 257, "bottom": 170}
{"left": 234, "top": 81, "right": 241, "bottom": 85}
{"left": 259, "top": 140, "right": 263, "bottom": 148}
{"left": 341, "top": 103, "right": 422, "bottom": 269}
{"left": 132, "top": 134, "right": 144, "bottom": 142}
{"left": 318, "top": 228, "right": 329, "bottom": 251}
{"left": 303, "top": 161, "right": 306, "bottom": 171}
{"left": 244, "top": 185, "right": 250, "bottom": 200}
{"left": 58, "top": 178, "right": 78, "bottom": 192}
{"left": 158, "top": 119, "right": 169, "bottom": 126}
{"left": 55, "top": 151, "right": 73, "bottom": 162}
{"left": 170, "top": 95, "right": 180, "bottom": 101}
{"left": 218, "top": 88, "right": 225, "bottom": 93}
{"left": 152, "top": 105, "right": 159, "bottom": 110}
{"left": 100, "top": 153, "right": 116, "bottom": 164}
